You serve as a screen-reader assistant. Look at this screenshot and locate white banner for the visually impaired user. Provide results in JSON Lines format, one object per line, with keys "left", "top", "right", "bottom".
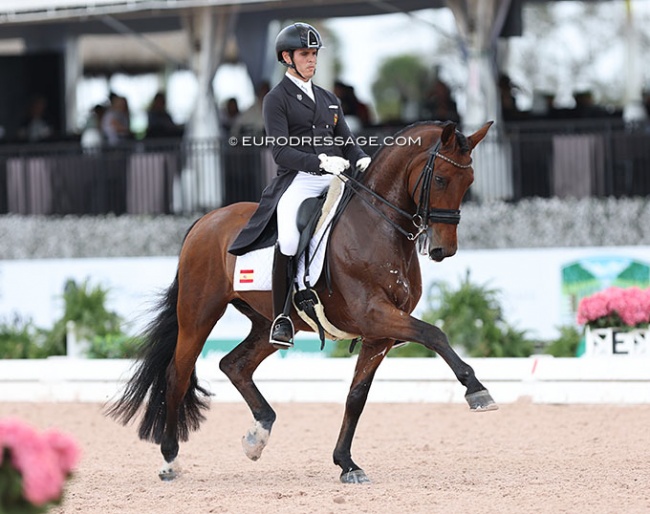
{"left": 1, "top": 246, "right": 649, "bottom": 342}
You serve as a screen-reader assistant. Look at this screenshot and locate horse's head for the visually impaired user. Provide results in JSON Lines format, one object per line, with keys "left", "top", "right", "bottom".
{"left": 406, "top": 121, "right": 492, "bottom": 262}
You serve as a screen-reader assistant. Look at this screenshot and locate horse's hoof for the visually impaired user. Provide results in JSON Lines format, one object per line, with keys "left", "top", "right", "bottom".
{"left": 159, "top": 459, "right": 179, "bottom": 481}
{"left": 340, "top": 469, "right": 371, "bottom": 484}
{"left": 466, "top": 390, "right": 499, "bottom": 412}
{"left": 271, "top": 341, "right": 293, "bottom": 351}
{"left": 242, "top": 421, "right": 270, "bottom": 461}
{"left": 159, "top": 469, "right": 176, "bottom": 481}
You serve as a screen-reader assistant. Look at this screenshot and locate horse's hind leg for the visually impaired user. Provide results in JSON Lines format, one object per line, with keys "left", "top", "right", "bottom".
{"left": 219, "top": 300, "right": 278, "bottom": 461}
{"left": 333, "top": 339, "right": 393, "bottom": 484}
{"left": 159, "top": 297, "right": 227, "bottom": 480}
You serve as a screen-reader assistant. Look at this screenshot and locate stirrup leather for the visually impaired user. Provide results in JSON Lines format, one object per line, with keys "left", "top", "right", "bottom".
{"left": 270, "top": 314, "right": 295, "bottom": 349}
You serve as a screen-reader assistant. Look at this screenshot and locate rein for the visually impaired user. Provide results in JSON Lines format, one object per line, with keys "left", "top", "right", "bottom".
{"left": 339, "top": 139, "right": 471, "bottom": 249}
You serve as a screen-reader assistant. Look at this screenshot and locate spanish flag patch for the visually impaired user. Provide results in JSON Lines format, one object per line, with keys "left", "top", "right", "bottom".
{"left": 239, "top": 269, "right": 254, "bottom": 284}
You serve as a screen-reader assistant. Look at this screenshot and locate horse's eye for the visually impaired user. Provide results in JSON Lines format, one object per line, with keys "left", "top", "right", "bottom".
{"left": 434, "top": 175, "right": 446, "bottom": 187}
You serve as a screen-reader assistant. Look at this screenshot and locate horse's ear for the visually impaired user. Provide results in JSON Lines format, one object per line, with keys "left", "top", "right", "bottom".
{"left": 440, "top": 122, "right": 457, "bottom": 146}
{"left": 467, "top": 121, "right": 493, "bottom": 150}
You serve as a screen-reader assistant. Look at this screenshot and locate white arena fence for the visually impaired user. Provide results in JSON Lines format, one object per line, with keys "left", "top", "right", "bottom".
{"left": 1, "top": 356, "right": 649, "bottom": 405}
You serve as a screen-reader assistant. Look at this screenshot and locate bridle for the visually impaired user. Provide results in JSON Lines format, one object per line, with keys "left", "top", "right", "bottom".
{"left": 411, "top": 139, "right": 472, "bottom": 226}
{"left": 339, "top": 138, "right": 472, "bottom": 253}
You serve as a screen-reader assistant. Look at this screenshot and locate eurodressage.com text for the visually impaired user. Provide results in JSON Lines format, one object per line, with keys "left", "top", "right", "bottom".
{"left": 229, "top": 135, "right": 422, "bottom": 147}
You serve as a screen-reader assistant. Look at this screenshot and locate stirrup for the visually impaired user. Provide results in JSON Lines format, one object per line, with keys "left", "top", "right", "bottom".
{"left": 270, "top": 315, "right": 294, "bottom": 350}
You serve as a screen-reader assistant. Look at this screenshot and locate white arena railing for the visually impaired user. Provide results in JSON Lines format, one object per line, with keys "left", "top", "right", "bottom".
{"left": 1, "top": 356, "right": 649, "bottom": 405}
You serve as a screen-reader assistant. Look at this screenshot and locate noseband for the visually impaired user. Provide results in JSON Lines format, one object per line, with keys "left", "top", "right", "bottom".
{"left": 337, "top": 137, "right": 472, "bottom": 252}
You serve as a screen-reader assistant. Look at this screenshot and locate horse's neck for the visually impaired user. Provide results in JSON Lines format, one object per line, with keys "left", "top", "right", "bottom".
{"left": 364, "top": 148, "right": 414, "bottom": 211}
{"left": 339, "top": 126, "right": 438, "bottom": 250}
{"left": 336, "top": 148, "right": 416, "bottom": 252}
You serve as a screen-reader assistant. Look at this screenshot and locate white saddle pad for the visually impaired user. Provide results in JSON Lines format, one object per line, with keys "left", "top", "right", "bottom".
{"left": 233, "top": 178, "right": 345, "bottom": 291}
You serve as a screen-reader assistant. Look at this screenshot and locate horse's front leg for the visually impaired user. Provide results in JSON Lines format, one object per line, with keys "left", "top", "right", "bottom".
{"left": 364, "top": 306, "right": 498, "bottom": 411}
{"left": 333, "top": 339, "right": 392, "bottom": 484}
{"left": 411, "top": 318, "right": 498, "bottom": 410}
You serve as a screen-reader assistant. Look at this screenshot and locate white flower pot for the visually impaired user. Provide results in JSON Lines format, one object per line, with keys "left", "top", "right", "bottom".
{"left": 584, "top": 326, "right": 650, "bottom": 356}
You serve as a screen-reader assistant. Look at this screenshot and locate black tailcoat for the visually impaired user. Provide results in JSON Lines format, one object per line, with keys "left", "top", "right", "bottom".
{"left": 229, "top": 75, "right": 368, "bottom": 255}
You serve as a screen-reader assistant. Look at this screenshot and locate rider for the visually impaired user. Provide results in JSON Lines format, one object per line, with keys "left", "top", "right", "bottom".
{"left": 230, "top": 22, "right": 370, "bottom": 349}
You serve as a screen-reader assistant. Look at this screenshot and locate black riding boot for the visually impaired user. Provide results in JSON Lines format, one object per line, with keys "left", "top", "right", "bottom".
{"left": 270, "top": 245, "right": 295, "bottom": 349}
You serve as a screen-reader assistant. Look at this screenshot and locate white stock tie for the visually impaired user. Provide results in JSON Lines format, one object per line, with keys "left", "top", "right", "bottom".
{"left": 301, "top": 83, "right": 314, "bottom": 102}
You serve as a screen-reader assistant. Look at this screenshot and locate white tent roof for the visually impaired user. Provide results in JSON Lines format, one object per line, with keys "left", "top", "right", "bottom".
{"left": 0, "top": 0, "right": 258, "bottom": 16}
{"left": 0, "top": 0, "right": 448, "bottom": 25}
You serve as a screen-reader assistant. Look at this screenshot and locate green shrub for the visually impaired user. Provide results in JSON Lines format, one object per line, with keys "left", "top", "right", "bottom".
{"left": 35, "top": 278, "right": 122, "bottom": 358}
{"left": 86, "top": 334, "right": 142, "bottom": 359}
{"left": 0, "top": 314, "right": 39, "bottom": 359}
{"left": 543, "top": 325, "right": 582, "bottom": 357}
{"left": 61, "top": 278, "right": 123, "bottom": 338}
{"left": 421, "top": 270, "right": 534, "bottom": 358}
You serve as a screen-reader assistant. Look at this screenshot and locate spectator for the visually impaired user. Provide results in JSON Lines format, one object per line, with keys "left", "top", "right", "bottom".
{"left": 17, "top": 94, "right": 54, "bottom": 142}
{"left": 420, "top": 78, "right": 460, "bottom": 123}
{"left": 146, "top": 91, "right": 183, "bottom": 138}
{"left": 572, "top": 90, "right": 609, "bottom": 118}
{"left": 643, "top": 90, "right": 650, "bottom": 132}
{"left": 220, "top": 97, "right": 240, "bottom": 136}
{"left": 81, "top": 103, "right": 107, "bottom": 149}
{"left": 334, "top": 81, "right": 371, "bottom": 131}
{"left": 498, "top": 74, "right": 525, "bottom": 121}
{"left": 101, "top": 94, "right": 133, "bottom": 145}
{"left": 226, "top": 81, "right": 272, "bottom": 204}
{"left": 231, "top": 81, "right": 270, "bottom": 137}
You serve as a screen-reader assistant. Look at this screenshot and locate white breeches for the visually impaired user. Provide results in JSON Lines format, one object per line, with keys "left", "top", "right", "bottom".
{"left": 276, "top": 172, "right": 333, "bottom": 256}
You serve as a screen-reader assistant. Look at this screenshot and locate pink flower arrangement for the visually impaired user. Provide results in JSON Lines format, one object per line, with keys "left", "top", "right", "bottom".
{"left": 577, "top": 286, "right": 650, "bottom": 329}
{"left": 0, "top": 418, "right": 80, "bottom": 513}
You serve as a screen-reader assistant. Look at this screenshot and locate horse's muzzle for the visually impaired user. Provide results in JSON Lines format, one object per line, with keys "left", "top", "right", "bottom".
{"left": 429, "top": 246, "right": 456, "bottom": 262}
{"left": 421, "top": 227, "right": 457, "bottom": 262}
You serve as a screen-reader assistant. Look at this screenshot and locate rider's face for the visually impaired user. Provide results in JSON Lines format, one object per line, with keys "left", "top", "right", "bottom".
{"left": 284, "top": 48, "right": 318, "bottom": 81}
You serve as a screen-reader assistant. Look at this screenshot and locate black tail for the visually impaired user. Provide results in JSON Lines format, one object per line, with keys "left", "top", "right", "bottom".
{"left": 106, "top": 272, "right": 211, "bottom": 443}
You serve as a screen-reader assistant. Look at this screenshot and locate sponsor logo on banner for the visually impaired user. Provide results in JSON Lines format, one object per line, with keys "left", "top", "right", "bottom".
{"left": 561, "top": 256, "right": 650, "bottom": 325}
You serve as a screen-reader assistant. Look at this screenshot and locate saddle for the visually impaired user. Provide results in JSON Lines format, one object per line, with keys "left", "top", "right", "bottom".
{"left": 295, "top": 193, "right": 327, "bottom": 281}
{"left": 291, "top": 179, "right": 359, "bottom": 347}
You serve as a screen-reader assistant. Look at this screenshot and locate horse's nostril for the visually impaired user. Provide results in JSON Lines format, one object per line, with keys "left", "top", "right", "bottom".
{"left": 429, "top": 248, "right": 445, "bottom": 261}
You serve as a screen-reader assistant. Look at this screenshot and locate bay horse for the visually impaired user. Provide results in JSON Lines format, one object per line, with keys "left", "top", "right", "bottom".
{"left": 108, "top": 120, "right": 497, "bottom": 484}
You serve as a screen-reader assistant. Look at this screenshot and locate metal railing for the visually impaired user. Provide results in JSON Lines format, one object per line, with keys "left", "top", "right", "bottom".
{"left": 0, "top": 138, "right": 273, "bottom": 216}
{"left": 0, "top": 119, "right": 648, "bottom": 216}
{"left": 503, "top": 118, "right": 650, "bottom": 200}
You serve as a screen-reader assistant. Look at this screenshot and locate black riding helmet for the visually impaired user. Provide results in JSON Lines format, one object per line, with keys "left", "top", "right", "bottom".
{"left": 275, "top": 22, "right": 323, "bottom": 74}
